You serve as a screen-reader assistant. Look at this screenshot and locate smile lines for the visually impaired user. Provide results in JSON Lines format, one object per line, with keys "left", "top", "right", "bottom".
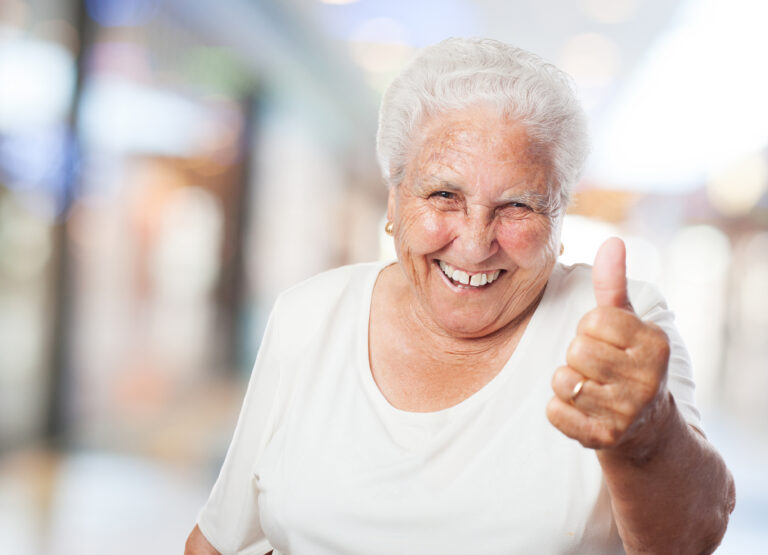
{"left": 438, "top": 260, "right": 502, "bottom": 287}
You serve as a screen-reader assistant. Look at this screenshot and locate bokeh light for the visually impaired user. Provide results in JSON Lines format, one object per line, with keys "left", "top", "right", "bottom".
{"left": 706, "top": 152, "right": 768, "bottom": 216}
{"left": 0, "top": 38, "right": 75, "bottom": 131}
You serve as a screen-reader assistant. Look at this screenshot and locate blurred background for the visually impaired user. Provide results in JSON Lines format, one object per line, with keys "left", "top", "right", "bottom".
{"left": 0, "top": 0, "right": 766, "bottom": 552}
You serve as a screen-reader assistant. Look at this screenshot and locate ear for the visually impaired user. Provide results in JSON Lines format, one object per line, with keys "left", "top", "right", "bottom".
{"left": 386, "top": 185, "right": 397, "bottom": 222}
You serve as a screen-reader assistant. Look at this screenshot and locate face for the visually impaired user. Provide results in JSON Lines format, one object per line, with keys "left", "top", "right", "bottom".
{"left": 387, "top": 105, "right": 562, "bottom": 339}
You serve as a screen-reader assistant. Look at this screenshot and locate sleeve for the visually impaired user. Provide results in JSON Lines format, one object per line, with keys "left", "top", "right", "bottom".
{"left": 196, "top": 297, "right": 286, "bottom": 555}
{"left": 630, "top": 280, "right": 704, "bottom": 435}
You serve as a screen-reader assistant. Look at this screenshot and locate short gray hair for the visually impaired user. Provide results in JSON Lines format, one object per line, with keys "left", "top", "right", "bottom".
{"left": 376, "top": 37, "right": 590, "bottom": 213}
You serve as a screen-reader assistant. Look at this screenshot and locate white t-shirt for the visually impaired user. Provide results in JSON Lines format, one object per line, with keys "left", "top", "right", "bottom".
{"left": 197, "top": 260, "right": 701, "bottom": 555}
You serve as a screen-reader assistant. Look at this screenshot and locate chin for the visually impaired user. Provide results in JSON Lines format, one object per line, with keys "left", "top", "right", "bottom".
{"left": 434, "top": 310, "right": 502, "bottom": 338}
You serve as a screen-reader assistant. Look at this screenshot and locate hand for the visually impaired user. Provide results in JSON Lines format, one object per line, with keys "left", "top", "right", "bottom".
{"left": 546, "top": 237, "right": 673, "bottom": 456}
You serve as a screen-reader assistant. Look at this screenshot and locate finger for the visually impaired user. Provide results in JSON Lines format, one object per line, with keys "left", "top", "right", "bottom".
{"left": 551, "top": 366, "right": 596, "bottom": 405}
{"left": 566, "top": 335, "right": 627, "bottom": 382}
{"left": 552, "top": 365, "right": 624, "bottom": 418}
{"left": 592, "top": 237, "right": 632, "bottom": 311}
{"left": 576, "top": 307, "right": 643, "bottom": 349}
{"left": 552, "top": 365, "right": 586, "bottom": 400}
{"left": 546, "top": 396, "right": 620, "bottom": 449}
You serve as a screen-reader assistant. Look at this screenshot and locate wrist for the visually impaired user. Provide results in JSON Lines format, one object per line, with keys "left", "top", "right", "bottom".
{"left": 599, "top": 389, "right": 681, "bottom": 466}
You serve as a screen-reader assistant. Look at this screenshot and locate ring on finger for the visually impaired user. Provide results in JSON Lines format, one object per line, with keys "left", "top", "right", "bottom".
{"left": 570, "top": 378, "right": 587, "bottom": 403}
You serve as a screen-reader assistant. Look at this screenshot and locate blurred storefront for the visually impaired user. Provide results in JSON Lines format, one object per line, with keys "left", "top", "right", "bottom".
{"left": 0, "top": 0, "right": 381, "bottom": 456}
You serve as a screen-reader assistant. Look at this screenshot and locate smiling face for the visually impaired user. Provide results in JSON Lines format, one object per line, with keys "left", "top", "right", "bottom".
{"left": 387, "top": 105, "right": 562, "bottom": 339}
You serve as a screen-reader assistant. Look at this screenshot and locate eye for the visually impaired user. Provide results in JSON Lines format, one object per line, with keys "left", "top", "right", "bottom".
{"left": 505, "top": 201, "right": 531, "bottom": 211}
{"left": 426, "top": 189, "right": 462, "bottom": 211}
{"left": 430, "top": 190, "right": 456, "bottom": 200}
{"left": 498, "top": 201, "right": 533, "bottom": 218}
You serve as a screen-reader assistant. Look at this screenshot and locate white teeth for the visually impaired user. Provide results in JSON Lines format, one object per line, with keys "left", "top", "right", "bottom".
{"left": 438, "top": 261, "right": 501, "bottom": 288}
{"left": 454, "top": 270, "right": 469, "bottom": 284}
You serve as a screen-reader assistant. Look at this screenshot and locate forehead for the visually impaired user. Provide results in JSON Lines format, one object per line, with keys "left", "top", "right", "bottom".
{"left": 411, "top": 107, "right": 550, "bottom": 174}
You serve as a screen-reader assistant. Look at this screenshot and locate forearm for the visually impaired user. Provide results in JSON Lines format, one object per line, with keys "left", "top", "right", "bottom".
{"left": 597, "top": 393, "right": 735, "bottom": 554}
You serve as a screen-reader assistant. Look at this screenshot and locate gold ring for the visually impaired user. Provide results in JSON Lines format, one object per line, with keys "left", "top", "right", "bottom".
{"left": 570, "top": 378, "right": 586, "bottom": 403}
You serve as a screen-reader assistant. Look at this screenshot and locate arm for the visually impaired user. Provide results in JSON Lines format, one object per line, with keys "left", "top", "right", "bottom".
{"left": 185, "top": 525, "right": 222, "bottom": 555}
{"left": 191, "top": 297, "right": 286, "bottom": 554}
{"left": 547, "top": 238, "right": 735, "bottom": 553}
{"left": 596, "top": 394, "right": 735, "bottom": 553}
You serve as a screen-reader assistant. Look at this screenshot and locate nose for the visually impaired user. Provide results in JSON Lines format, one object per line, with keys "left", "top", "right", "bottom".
{"left": 454, "top": 207, "right": 499, "bottom": 264}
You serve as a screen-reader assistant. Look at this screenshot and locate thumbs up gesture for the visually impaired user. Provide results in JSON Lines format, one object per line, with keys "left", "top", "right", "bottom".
{"left": 546, "top": 237, "right": 674, "bottom": 452}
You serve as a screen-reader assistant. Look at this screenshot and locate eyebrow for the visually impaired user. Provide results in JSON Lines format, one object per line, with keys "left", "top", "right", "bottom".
{"left": 498, "top": 190, "right": 552, "bottom": 211}
{"left": 413, "top": 177, "right": 462, "bottom": 193}
{"left": 416, "top": 176, "right": 553, "bottom": 212}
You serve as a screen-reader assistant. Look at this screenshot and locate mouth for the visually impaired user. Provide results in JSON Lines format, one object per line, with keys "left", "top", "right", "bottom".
{"left": 437, "top": 260, "right": 503, "bottom": 289}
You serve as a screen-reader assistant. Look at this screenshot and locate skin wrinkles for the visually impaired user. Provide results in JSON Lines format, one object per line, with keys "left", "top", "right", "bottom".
{"left": 370, "top": 105, "right": 561, "bottom": 411}
{"left": 413, "top": 115, "right": 557, "bottom": 213}
{"left": 385, "top": 105, "right": 560, "bottom": 342}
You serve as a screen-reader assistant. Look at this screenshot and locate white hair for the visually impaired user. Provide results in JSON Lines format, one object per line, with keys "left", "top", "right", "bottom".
{"left": 376, "top": 37, "right": 590, "bottom": 213}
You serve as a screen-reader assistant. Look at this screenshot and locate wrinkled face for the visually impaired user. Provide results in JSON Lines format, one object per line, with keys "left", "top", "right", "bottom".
{"left": 387, "top": 106, "right": 562, "bottom": 339}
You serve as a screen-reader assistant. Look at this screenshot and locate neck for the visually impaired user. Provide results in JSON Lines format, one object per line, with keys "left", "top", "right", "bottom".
{"left": 391, "top": 267, "right": 545, "bottom": 368}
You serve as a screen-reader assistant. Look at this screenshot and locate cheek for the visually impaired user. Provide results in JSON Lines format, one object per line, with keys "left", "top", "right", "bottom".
{"left": 497, "top": 218, "right": 557, "bottom": 263}
{"left": 398, "top": 207, "right": 455, "bottom": 252}
{"left": 420, "top": 212, "right": 451, "bottom": 240}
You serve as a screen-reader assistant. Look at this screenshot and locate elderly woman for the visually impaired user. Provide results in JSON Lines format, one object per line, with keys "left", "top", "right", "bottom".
{"left": 186, "top": 38, "right": 734, "bottom": 554}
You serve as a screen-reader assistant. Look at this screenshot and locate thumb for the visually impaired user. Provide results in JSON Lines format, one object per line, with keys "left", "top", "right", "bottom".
{"left": 592, "top": 237, "right": 631, "bottom": 309}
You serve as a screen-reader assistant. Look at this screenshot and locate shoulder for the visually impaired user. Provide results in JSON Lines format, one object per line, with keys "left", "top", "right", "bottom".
{"left": 269, "top": 260, "right": 390, "bottom": 340}
{"left": 277, "top": 260, "right": 388, "bottom": 309}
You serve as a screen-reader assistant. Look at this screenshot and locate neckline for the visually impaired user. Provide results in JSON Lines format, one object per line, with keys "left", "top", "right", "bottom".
{"left": 357, "top": 261, "right": 563, "bottom": 423}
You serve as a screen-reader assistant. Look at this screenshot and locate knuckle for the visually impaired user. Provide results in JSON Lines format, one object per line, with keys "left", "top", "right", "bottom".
{"left": 595, "top": 361, "right": 615, "bottom": 383}
{"left": 545, "top": 399, "right": 557, "bottom": 423}
{"left": 566, "top": 336, "right": 585, "bottom": 364}
{"left": 585, "top": 423, "right": 609, "bottom": 448}
{"left": 579, "top": 434, "right": 600, "bottom": 449}
{"left": 603, "top": 421, "right": 625, "bottom": 447}
{"left": 614, "top": 397, "right": 637, "bottom": 419}
{"left": 579, "top": 308, "right": 616, "bottom": 337}
{"left": 586, "top": 308, "right": 609, "bottom": 331}
{"left": 551, "top": 366, "right": 568, "bottom": 390}
{"left": 644, "top": 324, "right": 671, "bottom": 358}
{"left": 580, "top": 438, "right": 601, "bottom": 449}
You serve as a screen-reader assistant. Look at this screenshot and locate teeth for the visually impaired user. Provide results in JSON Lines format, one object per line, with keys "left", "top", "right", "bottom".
{"left": 454, "top": 270, "right": 469, "bottom": 284}
{"left": 438, "top": 261, "right": 501, "bottom": 288}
